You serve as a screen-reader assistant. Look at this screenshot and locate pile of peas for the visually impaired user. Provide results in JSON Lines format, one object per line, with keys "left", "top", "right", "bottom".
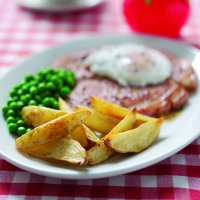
{"left": 2, "top": 68, "right": 75, "bottom": 136}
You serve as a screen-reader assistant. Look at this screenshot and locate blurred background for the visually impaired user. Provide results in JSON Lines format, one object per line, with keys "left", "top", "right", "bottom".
{"left": 0, "top": 0, "right": 199, "bottom": 76}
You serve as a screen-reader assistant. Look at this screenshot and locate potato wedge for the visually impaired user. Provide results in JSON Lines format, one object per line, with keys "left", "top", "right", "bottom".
{"left": 81, "top": 124, "right": 100, "bottom": 144}
{"left": 59, "top": 98, "right": 74, "bottom": 113}
{"left": 71, "top": 126, "right": 88, "bottom": 148}
{"left": 76, "top": 106, "right": 120, "bottom": 134}
{"left": 104, "top": 118, "right": 163, "bottom": 153}
{"left": 22, "top": 106, "right": 67, "bottom": 127}
{"left": 90, "top": 96, "right": 128, "bottom": 118}
{"left": 16, "top": 110, "right": 91, "bottom": 150}
{"left": 87, "top": 110, "right": 136, "bottom": 165}
{"left": 70, "top": 124, "right": 100, "bottom": 148}
{"left": 24, "top": 137, "right": 87, "bottom": 165}
{"left": 90, "top": 96, "right": 155, "bottom": 124}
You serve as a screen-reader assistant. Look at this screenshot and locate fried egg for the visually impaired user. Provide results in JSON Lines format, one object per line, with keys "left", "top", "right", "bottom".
{"left": 84, "top": 43, "right": 172, "bottom": 87}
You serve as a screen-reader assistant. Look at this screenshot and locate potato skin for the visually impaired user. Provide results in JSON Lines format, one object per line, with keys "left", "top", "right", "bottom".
{"left": 22, "top": 106, "right": 67, "bottom": 127}
{"left": 16, "top": 111, "right": 90, "bottom": 149}
{"left": 104, "top": 118, "right": 163, "bottom": 153}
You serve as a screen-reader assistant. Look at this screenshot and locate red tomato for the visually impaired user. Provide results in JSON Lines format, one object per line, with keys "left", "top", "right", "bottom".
{"left": 123, "top": 0, "right": 190, "bottom": 37}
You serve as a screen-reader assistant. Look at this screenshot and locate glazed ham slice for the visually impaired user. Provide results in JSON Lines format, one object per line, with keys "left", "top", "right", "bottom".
{"left": 53, "top": 51, "right": 197, "bottom": 117}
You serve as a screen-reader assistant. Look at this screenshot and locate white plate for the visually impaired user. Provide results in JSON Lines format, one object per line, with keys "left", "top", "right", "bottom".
{"left": 17, "top": 0, "right": 103, "bottom": 12}
{"left": 0, "top": 34, "right": 200, "bottom": 180}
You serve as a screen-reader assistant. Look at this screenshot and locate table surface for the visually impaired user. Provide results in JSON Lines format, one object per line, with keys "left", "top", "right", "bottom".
{"left": 0, "top": 0, "right": 200, "bottom": 199}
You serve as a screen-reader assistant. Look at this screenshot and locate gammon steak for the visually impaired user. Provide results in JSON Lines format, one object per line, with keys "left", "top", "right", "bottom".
{"left": 53, "top": 47, "right": 197, "bottom": 117}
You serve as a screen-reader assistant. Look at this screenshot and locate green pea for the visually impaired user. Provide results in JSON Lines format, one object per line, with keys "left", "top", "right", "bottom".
{"left": 2, "top": 106, "right": 9, "bottom": 116}
{"left": 46, "top": 82, "right": 56, "bottom": 91}
{"left": 29, "top": 86, "right": 38, "bottom": 95}
{"left": 17, "top": 119, "right": 25, "bottom": 127}
{"left": 67, "top": 71, "right": 74, "bottom": 75}
{"left": 29, "top": 80, "right": 38, "bottom": 87}
{"left": 16, "top": 116, "right": 22, "bottom": 120}
{"left": 26, "top": 128, "right": 33, "bottom": 133}
{"left": 9, "top": 102, "right": 18, "bottom": 110}
{"left": 6, "top": 116, "right": 16, "bottom": 124}
{"left": 17, "top": 127, "right": 26, "bottom": 136}
{"left": 66, "top": 77, "right": 75, "bottom": 88}
{"left": 24, "top": 75, "right": 34, "bottom": 82}
{"left": 34, "top": 74, "right": 43, "bottom": 82}
{"left": 42, "top": 97, "right": 54, "bottom": 107}
{"left": 50, "top": 75, "right": 59, "bottom": 84}
{"left": 38, "top": 82, "right": 45, "bottom": 91}
{"left": 54, "top": 92, "right": 60, "bottom": 99}
{"left": 8, "top": 123, "right": 17, "bottom": 133}
{"left": 20, "top": 94, "right": 32, "bottom": 104}
{"left": 12, "top": 95, "right": 19, "bottom": 101}
{"left": 6, "top": 109, "right": 16, "bottom": 117}
{"left": 20, "top": 80, "right": 27, "bottom": 86}
{"left": 21, "top": 84, "right": 29, "bottom": 93}
{"left": 16, "top": 101, "right": 24, "bottom": 109}
{"left": 45, "top": 74, "right": 53, "bottom": 82}
{"left": 53, "top": 101, "right": 59, "bottom": 110}
{"left": 13, "top": 85, "right": 20, "bottom": 91}
{"left": 17, "top": 89, "right": 23, "bottom": 96}
{"left": 39, "top": 69, "right": 50, "bottom": 77}
{"left": 35, "top": 95, "right": 42, "bottom": 103}
{"left": 57, "top": 72, "right": 66, "bottom": 79}
{"left": 10, "top": 88, "right": 17, "bottom": 97}
{"left": 7, "top": 98, "right": 15, "bottom": 105}
{"left": 44, "top": 90, "right": 52, "bottom": 97}
{"left": 45, "top": 69, "right": 54, "bottom": 74}
{"left": 28, "top": 99, "right": 37, "bottom": 106}
{"left": 60, "top": 87, "right": 70, "bottom": 98}
{"left": 57, "top": 69, "right": 67, "bottom": 75}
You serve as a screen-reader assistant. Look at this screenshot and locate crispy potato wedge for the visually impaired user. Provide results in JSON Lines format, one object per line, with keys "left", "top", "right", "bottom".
{"left": 59, "top": 98, "right": 74, "bottom": 113}
{"left": 22, "top": 106, "right": 67, "bottom": 127}
{"left": 90, "top": 96, "right": 128, "bottom": 118}
{"left": 76, "top": 106, "right": 120, "bottom": 134}
{"left": 87, "top": 110, "right": 136, "bottom": 165}
{"left": 70, "top": 124, "right": 100, "bottom": 148}
{"left": 24, "top": 137, "right": 87, "bottom": 165}
{"left": 16, "top": 110, "right": 91, "bottom": 150}
{"left": 104, "top": 118, "right": 163, "bottom": 153}
{"left": 81, "top": 124, "right": 100, "bottom": 144}
{"left": 71, "top": 126, "right": 88, "bottom": 148}
{"left": 90, "top": 96, "right": 155, "bottom": 125}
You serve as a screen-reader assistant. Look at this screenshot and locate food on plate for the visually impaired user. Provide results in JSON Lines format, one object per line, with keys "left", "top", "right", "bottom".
{"left": 81, "top": 124, "right": 100, "bottom": 144}
{"left": 75, "top": 106, "right": 121, "bottom": 134}
{"left": 20, "top": 100, "right": 99, "bottom": 148}
{"left": 87, "top": 110, "right": 136, "bottom": 165}
{"left": 58, "top": 97, "right": 74, "bottom": 113}
{"left": 104, "top": 118, "right": 163, "bottom": 153}
{"left": 2, "top": 68, "right": 75, "bottom": 136}
{"left": 23, "top": 137, "right": 87, "bottom": 165}
{"left": 70, "top": 126, "right": 88, "bottom": 148}
{"left": 4, "top": 42, "right": 195, "bottom": 167}
{"left": 70, "top": 124, "right": 100, "bottom": 148}
{"left": 22, "top": 106, "right": 67, "bottom": 127}
{"left": 90, "top": 96, "right": 154, "bottom": 121}
{"left": 16, "top": 110, "right": 90, "bottom": 150}
{"left": 53, "top": 43, "right": 197, "bottom": 116}
{"left": 84, "top": 44, "right": 172, "bottom": 87}
{"left": 15, "top": 96, "right": 163, "bottom": 166}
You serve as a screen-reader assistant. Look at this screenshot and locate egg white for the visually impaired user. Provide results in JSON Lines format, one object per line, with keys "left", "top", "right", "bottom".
{"left": 84, "top": 44, "right": 172, "bottom": 87}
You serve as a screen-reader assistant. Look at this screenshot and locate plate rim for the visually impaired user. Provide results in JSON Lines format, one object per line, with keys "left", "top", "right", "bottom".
{"left": 16, "top": 0, "right": 104, "bottom": 12}
{"left": 0, "top": 33, "right": 200, "bottom": 180}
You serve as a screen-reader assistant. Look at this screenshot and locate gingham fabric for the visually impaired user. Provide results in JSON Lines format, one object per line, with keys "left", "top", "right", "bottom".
{"left": 0, "top": 0, "right": 200, "bottom": 199}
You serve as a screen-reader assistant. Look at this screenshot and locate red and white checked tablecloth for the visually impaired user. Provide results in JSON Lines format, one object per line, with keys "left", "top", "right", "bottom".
{"left": 0, "top": 0, "right": 200, "bottom": 199}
